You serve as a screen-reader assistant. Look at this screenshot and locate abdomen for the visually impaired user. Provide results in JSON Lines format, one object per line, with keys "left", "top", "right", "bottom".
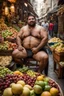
{"left": 22, "top": 36, "right": 41, "bottom": 49}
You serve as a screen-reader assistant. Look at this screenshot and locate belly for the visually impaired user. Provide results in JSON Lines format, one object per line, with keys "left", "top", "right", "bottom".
{"left": 22, "top": 36, "right": 41, "bottom": 49}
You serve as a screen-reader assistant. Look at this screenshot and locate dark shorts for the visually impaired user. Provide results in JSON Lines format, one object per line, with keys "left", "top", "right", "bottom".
{"left": 26, "top": 48, "right": 47, "bottom": 57}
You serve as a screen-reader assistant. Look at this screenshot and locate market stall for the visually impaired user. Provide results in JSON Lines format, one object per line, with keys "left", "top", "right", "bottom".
{"left": 0, "top": 66, "right": 63, "bottom": 96}
{"left": 48, "top": 37, "right": 64, "bottom": 78}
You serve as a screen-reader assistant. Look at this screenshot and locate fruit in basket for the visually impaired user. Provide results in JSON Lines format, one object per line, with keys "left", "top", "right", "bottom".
{"left": 30, "top": 90, "right": 36, "bottom": 96}
{"left": 44, "top": 85, "right": 51, "bottom": 91}
{"left": 17, "top": 80, "right": 25, "bottom": 86}
{"left": 11, "top": 83, "right": 23, "bottom": 94}
{"left": 35, "top": 81, "right": 45, "bottom": 89}
{"left": 24, "top": 85, "right": 33, "bottom": 90}
{"left": 41, "top": 91, "right": 51, "bottom": 96}
{"left": 37, "top": 75, "right": 44, "bottom": 81}
{"left": 21, "top": 87, "right": 30, "bottom": 96}
{"left": 33, "top": 85, "right": 42, "bottom": 94}
{"left": 3, "top": 88, "right": 13, "bottom": 96}
{"left": 43, "top": 77, "right": 50, "bottom": 82}
{"left": 50, "top": 87, "right": 59, "bottom": 96}
{"left": 43, "top": 81, "right": 48, "bottom": 86}
{"left": 14, "top": 71, "right": 23, "bottom": 75}
{"left": 10, "top": 83, "right": 15, "bottom": 87}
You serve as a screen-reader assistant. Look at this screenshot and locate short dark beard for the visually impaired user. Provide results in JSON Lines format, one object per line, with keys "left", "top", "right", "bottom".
{"left": 28, "top": 23, "right": 36, "bottom": 27}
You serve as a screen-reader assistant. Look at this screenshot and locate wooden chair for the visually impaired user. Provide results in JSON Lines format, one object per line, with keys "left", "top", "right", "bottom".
{"left": 23, "top": 57, "right": 49, "bottom": 75}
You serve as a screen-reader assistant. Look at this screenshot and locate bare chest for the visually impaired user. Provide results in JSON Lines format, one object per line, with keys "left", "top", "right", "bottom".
{"left": 22, "top": 29, "right": 41, "bottom": 39}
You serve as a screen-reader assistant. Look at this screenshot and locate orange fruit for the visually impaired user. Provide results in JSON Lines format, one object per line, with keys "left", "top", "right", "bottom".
{"left": 41, "top": 91, "right": 51, "bottom": 96}
{"left": 14, "top": 71, "right": 22, "bottom": 75}
{"left": 50, "top": 87, "right": 59, "bottom": 96}
{"left": 37, "top": 75, "right": 44, "bottom": 81}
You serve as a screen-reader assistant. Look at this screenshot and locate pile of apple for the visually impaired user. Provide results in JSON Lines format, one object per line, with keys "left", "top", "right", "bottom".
{"left": 2, "top": 74, "right": 61, "bottom": 96}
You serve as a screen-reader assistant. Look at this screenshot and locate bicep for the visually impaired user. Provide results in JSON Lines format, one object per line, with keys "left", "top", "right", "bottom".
{"left": 17, "top": 28, "right": 23, "bottom": 38}
{"left": 40, "top": 27, "right": 48, "bottom": 39}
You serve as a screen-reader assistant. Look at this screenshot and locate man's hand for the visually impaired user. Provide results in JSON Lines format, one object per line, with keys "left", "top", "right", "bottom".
{"left": 32, "top": 47, "right": 39, "bottom": 54}
{"left": 18, "top": 46, "right": 24, "bottom": 51}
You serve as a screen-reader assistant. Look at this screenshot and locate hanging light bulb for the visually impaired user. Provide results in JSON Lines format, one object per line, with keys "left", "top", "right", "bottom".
{"left": 8, "top": 0, "right": 16, "bottom": 3}
{"left": 5, "top": 6, "right": 9, "bottom": 15}
{"left": 10, "top": 4, "right": 15, "bottom": 13}
{"left": 24, "top": 3, "right": 28, "bottom": 7}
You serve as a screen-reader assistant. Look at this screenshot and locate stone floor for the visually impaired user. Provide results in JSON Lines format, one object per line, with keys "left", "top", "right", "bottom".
{"left": 47, "top": 50, "right": 64, "bottom": 94}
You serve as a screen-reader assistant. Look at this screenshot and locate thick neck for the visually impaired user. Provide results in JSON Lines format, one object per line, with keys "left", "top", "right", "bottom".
{"left": 27, "top": 24, "right": 36, "bottom": 29}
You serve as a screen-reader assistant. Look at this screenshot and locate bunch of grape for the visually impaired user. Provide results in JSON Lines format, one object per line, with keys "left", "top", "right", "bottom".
{"left": 0, "top": 74, "right": 19, "bottom": 91}
{"left": 21, "top": 73, "right": 37, "bottom": 87}
{"left": 0, "top": 73, "right": 40, "bottom": 91}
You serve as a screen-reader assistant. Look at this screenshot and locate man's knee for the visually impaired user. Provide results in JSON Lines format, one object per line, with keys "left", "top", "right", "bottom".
{"left": 40, "top": 54, "right": 48, "bottom": 61}
{"left": 12, "top": 51, "right": 17, "bottom": 58}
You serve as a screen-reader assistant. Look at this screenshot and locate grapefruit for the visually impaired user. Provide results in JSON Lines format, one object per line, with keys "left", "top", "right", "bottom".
{"left": 35, "top": 81, "right": 45, "bottom": 89}
{"left": 3, "top": 88, "right": 13, "bottom": 96}
{"left": 33, "top": 85, "right": 42, "bottom": 94}
{"left": 41, "top": 91, "right": 51, "bottom": 96}
{"left": 17, "top": 80, "right": 25, "bottom": 86}
{"left": 11, "top": 84, "right": 23, "bottom": 94}
{"left": 22, "top": 87, "right": 30, "bottom": 96}
{"left": 50, "top": 87, "right": 59, "bottom": 96}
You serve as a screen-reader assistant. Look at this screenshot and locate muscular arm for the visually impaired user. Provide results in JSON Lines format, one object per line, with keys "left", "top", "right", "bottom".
{"left": 37, "top": 27, "right": 48, "bottom": 50}
{"left": 16, "top": 28, "right": 23, "bottom": 47}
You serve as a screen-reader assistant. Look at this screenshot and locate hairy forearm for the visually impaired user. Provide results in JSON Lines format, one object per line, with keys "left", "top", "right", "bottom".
{"left": 37, "top": 37, "right": 48, "bottom": 50}
{"left": 16, "top": 36, "right": 22, "bottom": 47}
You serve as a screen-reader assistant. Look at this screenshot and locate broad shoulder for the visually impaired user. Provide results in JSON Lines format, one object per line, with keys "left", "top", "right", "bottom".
{"left": 36, "top": 24, "right": 46, "bottom": 31}
{"left": 20, "top": 25, "right": 27, "bottom": 31}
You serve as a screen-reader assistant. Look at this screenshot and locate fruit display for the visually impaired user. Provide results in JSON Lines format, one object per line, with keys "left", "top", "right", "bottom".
{"left": 0, "top": 41, "right": 9, "bottom": 50}
{"left": 0, "top": 23, "right": 8, "bottom": 31}
{"left": 50, "top": 42, "right": 64, "bottom": 53}
{"left": 0, "top": 67, "right": 13, "bottom": 77}
{"left": 2, "top": 30, "right": 13, "bottom": 38}
{"left": 55, "top": 43, "right": 64, "bottom": 53}
{"left": 2, "top": 27, "right": 18, "bottom": 39}
{"left": 26, "top": 70, "right": 37, "bottom": 77}
{"left": 48, "top": 37, "right": 63, "bottom": 43}
{"left": 48, "top": 37, "right": 64, "bottom": 53}
{"left": 0, "top": 41, "right": 17, "bottom": 50}
{"left": 17, "top": 66, "right": 29, "bottom": 73}
{"left": 0, "top": 68, "right": 63, "bottom": 96}
{"left": 0, "top": 56, "right": 12, "bottom": 66}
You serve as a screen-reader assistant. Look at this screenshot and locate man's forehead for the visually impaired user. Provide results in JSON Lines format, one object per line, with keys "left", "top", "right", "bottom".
{"left": 28, "top": 16, "right": 35, "bottom": 19}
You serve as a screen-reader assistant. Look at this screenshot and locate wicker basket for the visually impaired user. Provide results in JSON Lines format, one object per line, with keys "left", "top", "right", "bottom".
{"left": 49, "top": 78, "right": 63, "bottom": 96}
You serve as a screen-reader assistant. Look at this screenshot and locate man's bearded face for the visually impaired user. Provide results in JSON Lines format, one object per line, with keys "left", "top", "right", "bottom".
{"left": 27, "top": 16, "right": 36, "bottom": 27}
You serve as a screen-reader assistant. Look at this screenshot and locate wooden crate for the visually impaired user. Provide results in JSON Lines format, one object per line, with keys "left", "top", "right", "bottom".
{"left": 53, "top": 51, "right": 64, "bottom": 62}
{"left": 5, "top": 38, "right": 16, "bottom": 43}
{"left": 0, "top": 50, "right": 13, "bottom": 56}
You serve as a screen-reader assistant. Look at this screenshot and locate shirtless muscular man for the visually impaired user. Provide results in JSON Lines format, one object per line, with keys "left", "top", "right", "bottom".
{"left": 12, "top": 14, "right": 48, "bottom": 73}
